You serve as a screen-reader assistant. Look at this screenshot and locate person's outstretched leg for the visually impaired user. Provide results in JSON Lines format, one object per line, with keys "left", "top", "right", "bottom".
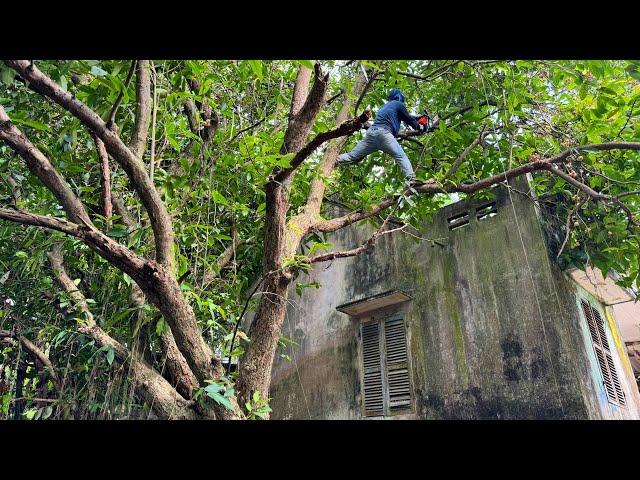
{"left": 337, "top": 129, "right": 380, "bottom": 165}
{"left": 378, "top": 130, "right": 415, "bottom": 180}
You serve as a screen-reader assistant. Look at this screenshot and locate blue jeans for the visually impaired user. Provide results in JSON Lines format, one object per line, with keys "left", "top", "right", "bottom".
{"left": 338, "top": 126, "right": 414, "bottom": 179}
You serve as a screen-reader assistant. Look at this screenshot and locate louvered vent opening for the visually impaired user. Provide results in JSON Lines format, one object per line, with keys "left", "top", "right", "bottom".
{"left": 384, "top": 318, "right": 411, "bottom": 412}
{"left": 580, "top": 299, "right": 626, "bottom": 406}
{"left": 447, "top": 211, "right": 469, "bottom": 231}
{"left": 476, "top": 201, "right": 498, "bottom": 221}
{"left": 361, "top": 321, "right": 383, "bottom": 417}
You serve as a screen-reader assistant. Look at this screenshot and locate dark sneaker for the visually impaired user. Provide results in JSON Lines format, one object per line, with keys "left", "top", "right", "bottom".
{"left": 336, "top": 154, "right": 354, "bottom": 166}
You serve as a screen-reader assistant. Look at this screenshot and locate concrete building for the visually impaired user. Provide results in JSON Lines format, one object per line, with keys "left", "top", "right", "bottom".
{"left": 268, "top": 178, "right": 640, "bottom": 419}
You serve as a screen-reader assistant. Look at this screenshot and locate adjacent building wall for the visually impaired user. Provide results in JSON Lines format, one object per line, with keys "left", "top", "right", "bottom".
{"left": 269, "top": 180, "right": 640, "bottom": 419}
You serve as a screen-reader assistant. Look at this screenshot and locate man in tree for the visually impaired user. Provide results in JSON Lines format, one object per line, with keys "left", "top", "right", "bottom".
{"left": 337, "top": 88, "right": 435, "bottom": 186}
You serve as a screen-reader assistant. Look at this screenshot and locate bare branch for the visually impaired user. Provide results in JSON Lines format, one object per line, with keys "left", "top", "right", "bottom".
{"left": 129, "top": 60, "right": 152, "bottom": 158}
{"left": 443, "top": 126, "right": 489, "bottom": 180}
{"left": 0, "top": 208, "right": 80, "bottom": 236}
{"left": 326, "top": 89, "right": 344, "bottom": 106}
{"left": 202, "top": 227, "right": 256, "bottom": 287}
{"left": 557, "top": 196, "right": 587, "bottom": 259}
{"left": 355, "top": 69, "right": 382, "bottom": 113}
{"left": 273, "top": 109, "right": 372, "bottom": 183}
{"left": 397, "top": 61, "right": 463, "bottom": 82}
{"left": 91, "top": 133, "right": 113, "bottom": 231}
{"left": 309, "top": 223, "right": 406, "bottom": 263}
{"left": 229, "top": 117, "right": 266, "bottom": 144}
{"left": 106, "top": 60, "right": 137, "bottom": 131}
{"left": 547, "top": 165, "right": 639, "bottom": 228}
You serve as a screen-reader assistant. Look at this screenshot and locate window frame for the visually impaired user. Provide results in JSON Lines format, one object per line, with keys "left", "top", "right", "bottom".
{"left": 579, "top": 297, "right": 627, "bottom": 407}
{"left": 358, "top": 308, "right": 414, "bottom": 418}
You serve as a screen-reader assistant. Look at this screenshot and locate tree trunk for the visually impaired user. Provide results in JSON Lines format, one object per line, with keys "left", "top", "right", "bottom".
{"left": 236, "top": 69, "right": 364, "bottom": 414}
{"left": 236, "top": 181, "right": 293, "bottom": 408}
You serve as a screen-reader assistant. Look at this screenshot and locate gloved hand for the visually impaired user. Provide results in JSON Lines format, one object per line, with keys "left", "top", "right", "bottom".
{"left": 416, "top": 115, "right": 429, "bottom": 134}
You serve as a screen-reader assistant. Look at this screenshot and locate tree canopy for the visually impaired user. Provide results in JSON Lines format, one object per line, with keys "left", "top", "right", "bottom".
{"left": 0, "top": 59, "right": 639, "bottom": 420}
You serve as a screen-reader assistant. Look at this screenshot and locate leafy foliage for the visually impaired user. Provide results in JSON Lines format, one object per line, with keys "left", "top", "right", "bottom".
{"left": 1, "top": 60, "right": 639, "bottom": 418}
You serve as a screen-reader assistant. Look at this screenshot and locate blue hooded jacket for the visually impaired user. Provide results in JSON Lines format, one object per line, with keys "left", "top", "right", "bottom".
{"left": 371, "top": 88, "right": 421, "bottom": 137}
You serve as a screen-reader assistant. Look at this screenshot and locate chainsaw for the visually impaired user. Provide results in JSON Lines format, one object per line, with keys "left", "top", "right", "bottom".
{"left": 416, "top": 111, "right": 435, "bottom": 133}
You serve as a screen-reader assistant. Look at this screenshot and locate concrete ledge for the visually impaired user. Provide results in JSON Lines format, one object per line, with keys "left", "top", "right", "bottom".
{"left": 336, "top": 289, "right": 412, "bottom": 317}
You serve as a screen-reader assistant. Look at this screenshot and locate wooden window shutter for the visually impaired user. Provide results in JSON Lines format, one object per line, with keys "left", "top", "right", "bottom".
{"left": 580, "top": 299, "right": 626, "bottom": 406}
{"left": 361, "top": 321, "right": 384, "bottom": 417}
{"left": 384, "top": 318, "right": 412, "bottom": 412}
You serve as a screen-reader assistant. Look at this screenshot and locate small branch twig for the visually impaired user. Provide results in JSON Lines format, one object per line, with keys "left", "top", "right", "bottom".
{"left": 91, "top": 133, "right": 113, "bottom": 231}
{"left": 229, "top": 117, "right": 266, "bottom": 143}
{"left": 106, "top": 60, "right": 137, "bottom": 130}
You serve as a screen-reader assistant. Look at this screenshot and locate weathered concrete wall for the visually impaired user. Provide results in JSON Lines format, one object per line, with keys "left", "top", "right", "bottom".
{"left": 269, "top": 179, "right": 640, "bottom": 419}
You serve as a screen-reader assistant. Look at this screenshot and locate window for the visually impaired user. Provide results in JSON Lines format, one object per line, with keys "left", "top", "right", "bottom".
{"left": 360, "top": 316, "right": 413, "bottom": 417}
{"left": 580, "top": 299, "right": 626, "bottom": 407}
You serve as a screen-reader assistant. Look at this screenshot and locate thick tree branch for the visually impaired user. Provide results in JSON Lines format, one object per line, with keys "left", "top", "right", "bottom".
{"left": 111, "top": 180, "right": 198, "bottom": 400}
{"left": 5, "top": 60, "right": 175, "bottom": 269}
{"left": 273, "top": 110, "right": 371, "bottom": 183}
{"left": 315, "top": 142, "right": 640, "bottom": 233}
{"left": 46, "top": 245, "right": 201, "bottom": 419}
{"left": 0, "top": 208, "right": 81, "bottom": 236}
{"left": 129, "top": 60, "right": 152, "bottom": 158}
{"left": 281, "top": 63, "right": 329, "bottom": 154}
{"left": 0, "top": 106, "right": 92, "bottom": 226}
{"left": 289, "top": 65, "right": 312, "bottom": 118}
{"left": 46, "top": 243, "right": 94, "bottom": 325}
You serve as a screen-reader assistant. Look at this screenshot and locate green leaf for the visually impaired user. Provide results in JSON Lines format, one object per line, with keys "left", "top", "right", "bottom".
{"left": 8, "top": 117, "right": 52, "bottom": 133}
{"left": 297, "top": 60, "right": 315, "bottom": 70}
{"left": 90, "top": 65, "right": 108, "bottom": 77}
{"left": 210, "top": 189, "right": 229, "bottom": 206}
{"left": 14, "top": 251, "right": 28, "bottom": 259}
{"left": 626, "top": 65, "right": 640, "bottom": 82}
{"left": 248, "top": 60, "right": 263, "bottom": 82}
{"left": 156, "top": 318, "right": 167, "bottom": 336}
{"left": 0, "top": 66, "right": 15, "bottom": 86}
{"left": 105, "top": 345, "right": 115, "bottom": 365}
{"left": 309, "top": 242, "right": 333, "bottom": 255}
{"left": 107, "top": 226, "right": 129, "bottom": 238}
{"left": 203, "top": 384, "right": 235, "bottom": 411}
{"left": 42, "top": 405, "right": 53, "bottom": 420}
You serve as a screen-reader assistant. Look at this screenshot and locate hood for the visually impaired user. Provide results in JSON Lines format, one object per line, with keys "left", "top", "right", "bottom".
{"left": 387, "top": 88, "right": 405, "bottom": 103}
